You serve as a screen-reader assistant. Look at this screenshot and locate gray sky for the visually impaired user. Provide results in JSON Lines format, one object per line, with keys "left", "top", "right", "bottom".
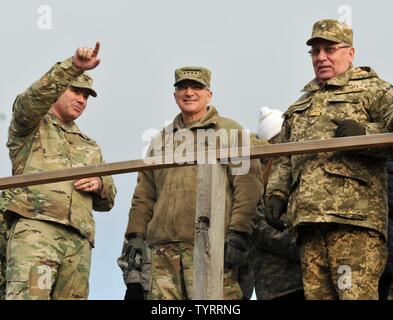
{"left": 1, "top": 0, "right": 392, "bottom": 299}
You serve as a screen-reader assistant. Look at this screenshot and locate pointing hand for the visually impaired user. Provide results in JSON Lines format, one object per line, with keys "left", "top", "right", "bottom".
{"left": 72, "top": 41, "right": 101, "bottom": 71}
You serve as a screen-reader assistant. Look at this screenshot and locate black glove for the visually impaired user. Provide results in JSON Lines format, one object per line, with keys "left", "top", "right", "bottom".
{"left": 265, "top": 196, "right": 287, "bottom": 231}
{"left": 224, "top": 231, "right": 250, "bottom": 269}
{"left": 125, "top": 233, "right": 148, "bottom": 272}
{"left": 124, "top": 283, "right": 144, "bottom": 300}
{"left": 331, "top": 119, "right": 366, "bottom": 137}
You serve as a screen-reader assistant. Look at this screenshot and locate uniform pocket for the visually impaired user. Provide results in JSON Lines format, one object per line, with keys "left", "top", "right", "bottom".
{"left": 327, "top": 91, "right": 369, "bottom": 122}
{"left": 39, "top": 125, "right": 67, "bottom": 160}
{"left": 285, "top": 98, "right": 312, "bottom": 118}
{"left": 322, "top": 162, "right": 369, "bottom": 220}
{"left": 324, "top": 161, "right": 370, "bottom": 186}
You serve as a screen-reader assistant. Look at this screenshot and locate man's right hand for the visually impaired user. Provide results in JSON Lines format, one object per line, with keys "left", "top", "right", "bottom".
{"left": 265, "top": 196, "right": 287, "bottom": 231}
{"left": 124, "top": 283, "right": 144, "bottom": 300}
{"left": 72, "top": 41, "right": 101, "bottom": 71}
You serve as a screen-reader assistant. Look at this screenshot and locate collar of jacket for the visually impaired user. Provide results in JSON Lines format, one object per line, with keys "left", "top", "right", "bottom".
{"left": 302, "top": 66, "right": 378, "bottom": 93}
{"left": 47, "top": 111, "right": 86, "bottom": 136}
{"left": 172, "top": 106, "right": 219, "bottom": 131}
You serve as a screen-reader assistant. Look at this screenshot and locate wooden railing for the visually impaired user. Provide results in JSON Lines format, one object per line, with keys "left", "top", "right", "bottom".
{"left": 2, "top": 133, "right": 393, "bottom": 299}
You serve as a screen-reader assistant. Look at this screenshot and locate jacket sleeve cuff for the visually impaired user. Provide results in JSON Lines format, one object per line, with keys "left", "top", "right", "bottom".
{"left": 58, "top": 57, "right": 83, "bottom": 79}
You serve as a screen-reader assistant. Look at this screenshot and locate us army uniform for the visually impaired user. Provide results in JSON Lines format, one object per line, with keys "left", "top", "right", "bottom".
{"left": 5, "top": 58, "right": 116, "bottom": 300}
{"left": 266, "top": 20, "right": 393, "bottom": 299}
{"left": 0, "top": 190, "right": 12, "bottom": 300}
{"left": 122, "top": 67, "right": 263, "bottom": 300}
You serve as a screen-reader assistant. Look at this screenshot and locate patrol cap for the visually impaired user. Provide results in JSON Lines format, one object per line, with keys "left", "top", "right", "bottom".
{"left": 174, "top": 66, "right": 211, "bottom": 88}
{"left": 306, "top": 19, "right": 353, "bottom": 46}
{"left": 69, "top": 73, "right": 97, "bottom": 97}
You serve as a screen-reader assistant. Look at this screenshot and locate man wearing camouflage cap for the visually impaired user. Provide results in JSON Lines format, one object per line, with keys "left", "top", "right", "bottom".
{"left": 4, "top": 42, "right": 116, "bottom": 300}
{"left": 118, "top": 66, "right": 263, "bottom": 299}
{"left": 265, "top": 19, "right": 393, "bottom": 299}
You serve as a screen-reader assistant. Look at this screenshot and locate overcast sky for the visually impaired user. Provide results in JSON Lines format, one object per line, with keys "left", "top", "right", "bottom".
{"left": 1, "top": 0, "right": 393, "bottom": 300}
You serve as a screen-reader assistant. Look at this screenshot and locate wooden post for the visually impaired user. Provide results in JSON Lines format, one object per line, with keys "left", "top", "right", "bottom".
{"left": 193, "top": 163, "right": 226, "bottom": 300}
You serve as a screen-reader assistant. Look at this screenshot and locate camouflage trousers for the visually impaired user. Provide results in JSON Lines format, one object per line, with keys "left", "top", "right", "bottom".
{"left": 0, "top": 212, "right": 8, "bottom": 300}
{"left": 298, "top": 224, "right": 387, "bottom": 300}
{"left": 148, "top": 242, "right": 243, "bottom": 300}
{"left": 6, "top": 217, "right": 91, "bottom": 300}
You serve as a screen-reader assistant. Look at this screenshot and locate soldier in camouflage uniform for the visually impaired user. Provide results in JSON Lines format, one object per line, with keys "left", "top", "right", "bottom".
{"left": 5, "top": 42, "right": 116, "bottom": 300}
{"left": 0, "top": 190, "right": 12, "bottom": 300}
{"left": 251, "top": 107, "right": 304, "bottom": 300}
{"left": 265, "top": 19, "right": 393, "bottom": 300}
{"left": 120, "top": 66, "right": 263, "bottom": 300}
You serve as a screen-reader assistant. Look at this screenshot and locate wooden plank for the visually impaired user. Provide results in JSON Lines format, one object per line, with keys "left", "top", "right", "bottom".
{"left": 1, "top": 133, "right": 393, "bottom": 190}
{"left": 192, "top": 164, "right": 226, "bottom": 300}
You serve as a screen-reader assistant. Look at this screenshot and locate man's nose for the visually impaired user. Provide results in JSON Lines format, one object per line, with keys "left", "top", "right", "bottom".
{"left": 76, "top": 93, "right": 87, "bottom": 103}
{"left": 316, "top": 49, "right": 328, "bottom": 61}
{"left": 184, "top": 87, "right": 194, "bottom": 95}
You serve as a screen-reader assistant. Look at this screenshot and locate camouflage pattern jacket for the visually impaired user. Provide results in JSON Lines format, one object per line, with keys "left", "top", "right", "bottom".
{"left": 0, "top": 190, "right": 12, "bottom": 300}
{"left": 126, "top": 106, "right": 263, "bottom": 246}
{"left": 266, "top": 67, "right": 393, "bottom": 240}
{"left": 251, "top": 200, "right": 303, "bottom": 299}
{"left": 251, "top": 153, "right": 303, "bottom": 300}
{"left": 6, "top": 58, "right": 116, "bottom": 246}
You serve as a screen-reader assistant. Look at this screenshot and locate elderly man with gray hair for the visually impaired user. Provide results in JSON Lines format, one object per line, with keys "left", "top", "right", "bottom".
{"left": 265, "top": 19, "right": 393, "bottom": 299}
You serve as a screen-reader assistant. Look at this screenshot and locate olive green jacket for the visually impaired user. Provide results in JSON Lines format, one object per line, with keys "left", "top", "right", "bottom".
{"left": 126, "top": 106, "right": 263, "bottom": 246}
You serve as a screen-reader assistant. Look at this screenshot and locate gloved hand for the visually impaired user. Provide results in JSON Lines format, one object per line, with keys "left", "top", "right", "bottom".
{"left": 124, "top": 283, "right": 144, "bottom": 300}
{"left": 331, "top": 119, "right": 366, "bottom": 137}
{"left": 265, "top": 196, "right": 287, "bottom": 231}
{"left": 224, "top": 231, "right": 250, "bottom": 269}
{"left": 125, "top": 233, "right": 148, "bottom": 272}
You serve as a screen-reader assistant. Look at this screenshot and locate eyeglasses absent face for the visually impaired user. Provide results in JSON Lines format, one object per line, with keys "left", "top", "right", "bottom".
{"left": 175, "top": 82, "right": 207, "bottom": 91}
{"left": 174, "top": 80, "right": 212, "bottom": 123}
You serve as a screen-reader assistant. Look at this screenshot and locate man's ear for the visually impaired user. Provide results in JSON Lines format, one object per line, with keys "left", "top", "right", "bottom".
{"left": 207, "top": 90, "right": 213, "bottom": 103}
{"left": 348, "top": 47, "right": 355, "bottom": 64}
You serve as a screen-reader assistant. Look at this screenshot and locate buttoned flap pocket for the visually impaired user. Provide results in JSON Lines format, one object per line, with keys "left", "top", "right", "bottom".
{"left": 70, "top": 134, "right": 102, "bottom": 166}
{"left": 284, "top": 98, "right": 312, "bottom": 118}
{"left": 323, "top": 161, "right": 370, "bottom": 186}
{"left": 39, "top": 126, "right": 68, "bottom": 165}
{"left": 327, "top": 90, "right": 369, "bottom": 121}
{"left": 322, "top": 160, "right": 371, "bottom": 221}
{"left": 326, "top": 90, "right": 363, "bottom": 104}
